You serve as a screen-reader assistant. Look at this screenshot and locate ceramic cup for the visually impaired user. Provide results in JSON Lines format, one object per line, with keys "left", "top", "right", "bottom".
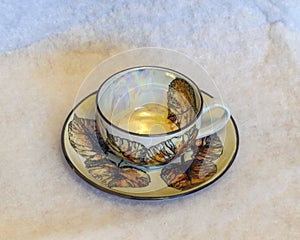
{"left": 96, "top": 66, "right": 230, "bottom": 167}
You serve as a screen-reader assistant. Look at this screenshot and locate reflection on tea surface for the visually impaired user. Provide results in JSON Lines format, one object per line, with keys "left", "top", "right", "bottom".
{"left": 111, "top": 77, "right": 199, "bottom": 135}
{"left": 114, "top": 103, "right": 178, "bottom": 134}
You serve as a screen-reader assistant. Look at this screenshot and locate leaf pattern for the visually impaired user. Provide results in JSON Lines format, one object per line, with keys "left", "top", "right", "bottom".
{"left": 68, "top": 114, "right": 150, "bottom": 188}
{"left": 191, "top": 133, "right": 223, "bottom": 162}
{"left": 86, "top": 159, "right": 150, "bottom": 188}
{"left": 106, "top": 131, "right": 147, "bottom": 165}
{"left": 167, "top": 78, "right": 198, "bottom": 129}
{"left": 106, "top": 126, "right": 198, "bottom": 167}
{"left": 68, "top": 114, "right": 107, "bottom": 161}
{"left": 160, "top": 133, "right": 222, "bottom": 190}
{"left": 146, "top": 126, "right": 198, "bottom": 165}
{"left": 99, "top": 78, "right": 200, "bottom": 167}
{"left": 68, "top": 112, "right": 222, "bottom": 190}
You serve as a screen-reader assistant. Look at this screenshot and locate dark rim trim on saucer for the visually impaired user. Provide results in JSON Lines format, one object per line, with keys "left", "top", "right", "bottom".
{"left": 61, "top": 91, "right": 239, "bottom": 200}
{"left": 95, "top": 66, "right": 204, "bottom": 137}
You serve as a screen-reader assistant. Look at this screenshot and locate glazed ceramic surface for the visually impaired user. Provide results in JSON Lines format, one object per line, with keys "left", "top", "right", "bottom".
{"left": 95, "top": 66, "right": 230, "bottom": 167}
{"left": 61, "top": 92, "right": 239, "bottom": 200}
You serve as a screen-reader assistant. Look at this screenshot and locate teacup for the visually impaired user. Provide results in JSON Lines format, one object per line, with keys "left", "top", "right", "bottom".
{"left": 96, "top": 66, "right": 230, "bottom": 167}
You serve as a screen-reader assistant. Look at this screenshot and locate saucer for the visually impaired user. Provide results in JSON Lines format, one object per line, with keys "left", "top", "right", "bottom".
{"left": 61, "top": 91, "right": 239, "bottom": 200}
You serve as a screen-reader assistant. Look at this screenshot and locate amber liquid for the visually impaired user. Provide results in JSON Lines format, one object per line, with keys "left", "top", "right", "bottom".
{"left": 113, "top": 103, "right": 178, "bottom": 134}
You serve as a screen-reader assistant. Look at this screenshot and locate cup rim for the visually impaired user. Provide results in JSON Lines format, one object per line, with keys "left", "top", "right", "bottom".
{"left": 96, "top": 66, "right": 204, "bottom": 137}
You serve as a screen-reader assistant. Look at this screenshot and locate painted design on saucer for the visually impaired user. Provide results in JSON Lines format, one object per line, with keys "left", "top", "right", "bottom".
{"left": 85, "top": 159, "right": 150, "bottom": 188}
{"left": 160, "top": 134, "right": 222, "bottom": 190}
{"left": 68, "top": 114, "right": 150, "bottom": 188}
{"left": 69, "top": 114, "right": 107, "bottom": 161}
{"left": 61, "top": 92, "right": 239, "bottom": 200}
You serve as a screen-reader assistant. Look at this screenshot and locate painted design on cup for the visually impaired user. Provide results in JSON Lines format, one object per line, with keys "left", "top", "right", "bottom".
{"left": 102, "top": 77, "right": 200, "bottom": 166}
{"left": 147, "top": 125, "right": 198, "bottom": 165}
{"left": 106, "top": 125, "right": 198, "bottom": 166}
{"left": 106, "top": 131, "right": 147, "bottom": 165}
{"left": 167, "top": 78, "right": 198, "bottom": 128}
{"left": 96, "top": 66, "right": 230, "bottom": 168}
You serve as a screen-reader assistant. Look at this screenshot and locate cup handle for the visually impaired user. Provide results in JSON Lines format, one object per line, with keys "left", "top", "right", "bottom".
{"left": 197, "top": 99, "right": 231, "bottom": 138}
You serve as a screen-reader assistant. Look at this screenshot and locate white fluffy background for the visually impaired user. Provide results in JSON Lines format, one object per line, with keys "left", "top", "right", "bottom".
{"left": 0, "top": 1, "right": 299, "bottom": 239}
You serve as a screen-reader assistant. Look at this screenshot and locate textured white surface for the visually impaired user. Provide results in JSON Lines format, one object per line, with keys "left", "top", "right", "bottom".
{"left": 1, "top": 1, "right": 299, "bottom": 239}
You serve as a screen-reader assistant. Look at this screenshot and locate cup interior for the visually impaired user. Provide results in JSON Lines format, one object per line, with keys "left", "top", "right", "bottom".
{"left": 97, "top": 67, "right": 202, "bottom": 135}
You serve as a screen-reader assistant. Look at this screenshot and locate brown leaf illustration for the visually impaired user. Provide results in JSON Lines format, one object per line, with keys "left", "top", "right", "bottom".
{"left": 106, "top": 126, "right": 198, "bottom": 167}
{"left": 106, "top": 131, "right": 147, "bottom": 165}
{"left": 68, "top": 115, "right": 150, "bottom": 188}
{"left": 191, "top": 133, "right": 223, "bottom": 161}
{"left": 167, "top": 78, "right": 198, "bottom": 128}
{"left": 68, "top": 114, "right": 107, "bottom": 161}
{"left": 160, "top": 134, "right": 222, "bottom": 190}
{"left": 161, "top": 160, "right": 217, "bottom": 190}
{"left": 146, "top": 126, "right": 198, "bottom": 165}
{"left": 187, "top": 160, "right": 217, "bottom": 185}
{"left": 160, "top": 160, "right": 192, "bottom": 190}
{"left": 86, "top": 159, "right": 150, "bottom": 188}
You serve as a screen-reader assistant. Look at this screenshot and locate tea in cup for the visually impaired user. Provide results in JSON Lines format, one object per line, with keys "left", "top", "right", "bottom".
{"left": 96, "top": 67, "right": 230, "bottom": 167}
